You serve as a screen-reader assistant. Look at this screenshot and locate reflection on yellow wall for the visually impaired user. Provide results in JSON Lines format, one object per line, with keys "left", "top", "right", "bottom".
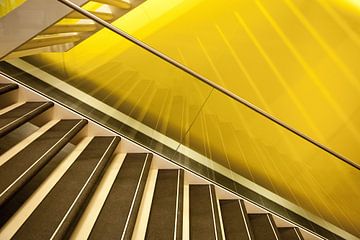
{"left": 140, "top": 0, "right": 360, "bottom": 163}
{"left": 33, "top": 0, "right": 360, "bottom": 162}
{"left": 23, "top": 0, "right": 360, "bottom": 237}
{"left": 0, "top": 0, "right": 26, "bottom": 18}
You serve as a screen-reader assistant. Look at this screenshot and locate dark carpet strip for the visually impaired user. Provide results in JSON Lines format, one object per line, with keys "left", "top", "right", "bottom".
{"left": 13, "top": 136, "right": 120, "bottom": 240}
{"left": 220, "top": 199, "right": 254, "bottom": 240}
{"left": 0, "top": 119, "right": 87, "bottom": 207}
{"left": 0, "top": 83, "right": 18, "bottom": 95}
{"left": 189, "top": 184, "right": 223, "bottom": 240}
{"left": 0, "top": 101, "right": 53, "bottom": 136}
{"left": 278, "top": 227, "right": 304, "bottom": 240}
{"left": 145, "top": 169, "right": 184, "bottom": 240}
{"left": 248, "top": 213, "right": 280, "bottom": 240}
{"left": 0, "top": 121, "right": 38, "bottom": 156}
{"left": 89, "top": 153, "right": 152, "bottom": 240}
{"left": 0, "top": 144, "right": 75, "bottom": 227}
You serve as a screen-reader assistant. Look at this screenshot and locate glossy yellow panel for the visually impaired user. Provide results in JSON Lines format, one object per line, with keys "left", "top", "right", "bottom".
{"left": 24, "top": 27, "right": 212, "bottom": 142}
{"left": 136, "top": 0, "right": 360, "bottom": 163}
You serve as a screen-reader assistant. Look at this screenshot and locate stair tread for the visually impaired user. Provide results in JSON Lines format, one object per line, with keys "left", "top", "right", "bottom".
{"left": 220, "top": 199, "right": 254, "bottom": 240}
{"left": 42, "top": 23, "right": 98, "bottom": 34}
{"left": 0, "top": 83, "right": 18, "bottom": 95}
{"left": 189, "top": 184, "right": 223, "bottom": 240}
{"left": 17, "top": 34, "right": 81, "bottom": 51}
{"left": 0, "top": 137, "right": 76, "bottom": 227}
{"left": 146, "top": 169, "right": 184, "bottom": 240}
{"left": 89, "top": 153, "right": 152, "bottom": 240}
{"left": 93, "top": 0, "right": 131, "bottom": 9}
{"left": 13, "top": 136, "right": 120, "bottom": 240}
{"left": 0, "top": 119, "right": 87, "bottom": 207}
{"left": 278, "top": 227, "right": 304, "bottom": 240}
{"left": 0, "top": 101, "right": 53, "bottom": 137}
{"left": 248, "top": 213, "right": 280, "bottom": 240}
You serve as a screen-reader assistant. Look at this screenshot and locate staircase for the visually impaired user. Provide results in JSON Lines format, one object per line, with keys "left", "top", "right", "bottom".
{"left": 0, "top": 0, "right": 145, "bottom": 60}
{"left": 0, "top": 79, "right": 322, "bottom": 239}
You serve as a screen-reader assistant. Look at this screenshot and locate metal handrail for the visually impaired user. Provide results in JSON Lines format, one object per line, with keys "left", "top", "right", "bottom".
{"left": 58, "top": 0, "right": 360, "bottom": 171}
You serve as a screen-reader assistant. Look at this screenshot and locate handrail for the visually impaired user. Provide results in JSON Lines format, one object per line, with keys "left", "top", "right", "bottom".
{"left": 58, "top": 0, "right": 360, "bottom": 171}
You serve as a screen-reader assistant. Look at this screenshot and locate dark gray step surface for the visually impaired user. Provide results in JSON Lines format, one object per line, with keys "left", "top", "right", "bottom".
{"left": 0, "top": 121, "right": 38, "bottom": 156}
{"left": 89, "top": 153, "right": 153, "bottom": 240}
{"left": 146, "top": 169, "right": 184, "bottom": 240}
{"left": 0, "top": 144, "right": 75, "bottom": 227}
{"left": 278, "top": 227, "right": 304, "bottom": 240}
{"left": 0, "top": 101, "right": 53, "bottom": 137}
{"left": 13, "top": 136, "right": 120, "bottom": 240}
{"left": 220, "top": 200, "right": 254, "bottom": 240}
{"left": 248, "top": 214, "right": 280, "bottom": 240}
{"left": 0, "top": 83, "right": 18, "bottom": 95}
{"left": 0, "top": 119, "right": 87, "bottom": 207}
{"left": 189, "top": 184, "right": 223, "bottom": 240}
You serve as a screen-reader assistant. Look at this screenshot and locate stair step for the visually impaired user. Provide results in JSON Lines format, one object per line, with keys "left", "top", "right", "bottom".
{"left": 278, "top": 227, "right": 304, "bottom": 240}
{"left": 66, "top": 11, "right": 114, "bottom": 21}
{"left": 42, "top": 23, "right": 98, "bottom": 35}
{"left": 146, "top": 169, "right": 184, "bottom": 240}
{"left": 248, "top": 214, "right": 280, "bottom": 240}
{"left": 3, "top": 46, "right": 61, "bottom": 60}
{"left": 0, "top": 135, "right": 80, "bottom": 227}
{"left": 89, "top": 153, "right": 152, "bottom": 239}
{"left": 219, "top": 199, "right": 254, "bottom": 240}
{"left": 0, "top": 83, "right": 18, "bottom": 95}
{"left": 12, "top": 136, "right": 120, "bottom": 239}
{"left": 0, "top": 119, "right": 87, "bottom": 207}
{"left": 0, "top": 102, "right": 53, "bottom": 137}
{"left": 92, "top": 0, "right": 131, "bottom": 9}
{"left": 16, "top": 33, "right": 82, "bottom": 51}
{"left": 189, "top": 184, "right": 223, "bottom": 240}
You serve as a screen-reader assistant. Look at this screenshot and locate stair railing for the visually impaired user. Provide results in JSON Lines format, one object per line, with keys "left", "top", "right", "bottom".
{"left": 58, "top": 0, "right": 359, "bottom": 171}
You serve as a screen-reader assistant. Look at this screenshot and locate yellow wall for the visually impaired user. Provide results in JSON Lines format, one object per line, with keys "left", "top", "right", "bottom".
{"left": 35, "top": 0, "right": 360, "bottom": 162}
{"left": 141, "top": 0, "right": 360, "bottom": 163}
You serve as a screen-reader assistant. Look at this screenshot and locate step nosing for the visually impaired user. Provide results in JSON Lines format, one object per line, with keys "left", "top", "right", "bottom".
{"left": 89, "top": 153, "right": 152, "bottom": 240}
{"left": 50, "top": 136, "right": 119, "bottom": 239}
{"left": 0, "top": 119, "right": 86, "bottom": 206}
{"left": 190, "top": 184, "right": 222, "bottom": 240}
{"left": 13, "top": 136, "right": 119, "bottom": 239}
{"left": 0, "top": 102, "right": 53, "bottom": 135}
{"left": 121, "top": 153, "right": 151, "bottom": 239}
{"left": 0, "top": 83, "right": 18, "bottom": 94}
{"left": 146, "top": 169, "right": 184, "bottom": 240}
